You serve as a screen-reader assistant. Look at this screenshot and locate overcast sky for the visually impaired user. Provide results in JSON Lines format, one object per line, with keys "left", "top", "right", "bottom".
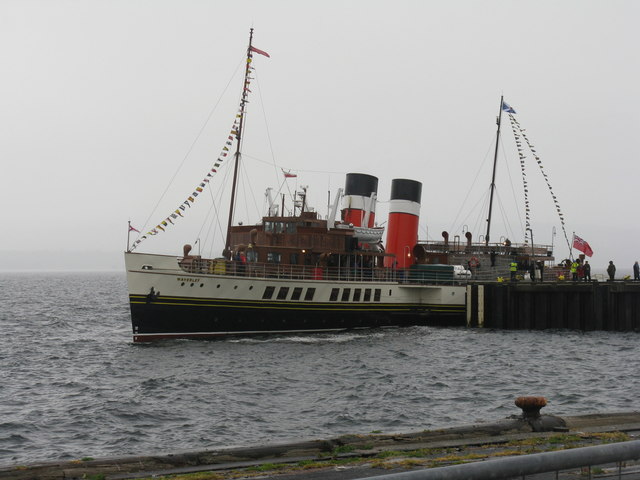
{"left": 2, "top": 0, "right": 638, "bottom": 272}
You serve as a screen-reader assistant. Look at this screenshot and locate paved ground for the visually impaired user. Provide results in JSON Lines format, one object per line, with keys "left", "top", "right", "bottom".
{"left": 2, "top": 412, "right": 640, "bottom": 480}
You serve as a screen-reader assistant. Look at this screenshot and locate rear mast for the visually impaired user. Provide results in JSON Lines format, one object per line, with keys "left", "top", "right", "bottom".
{"left": 485, "top": 95, "right": 503, "bottom": 246}
{"left": 224, "top": 28, "right": 254, "bottom": 258}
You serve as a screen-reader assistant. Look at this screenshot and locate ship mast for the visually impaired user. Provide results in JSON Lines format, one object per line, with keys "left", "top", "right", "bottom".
{"left": 224, "top": 28, "right": 254, "bottom": 258}
{"left": 485, "top": 95, "right": 503, "bottom": 246}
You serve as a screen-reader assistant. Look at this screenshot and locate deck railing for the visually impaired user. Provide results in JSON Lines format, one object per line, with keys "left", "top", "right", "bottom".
{"left": 176, "top": 258, "right": 472, "bottom": 285}
{"left": 174, "top": 258, "right": 574, "bottom": 285}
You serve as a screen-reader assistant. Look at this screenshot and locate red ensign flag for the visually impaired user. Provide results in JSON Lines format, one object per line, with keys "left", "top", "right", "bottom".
{"left": 572, "top": 234, "right": 593, "bottom": 257}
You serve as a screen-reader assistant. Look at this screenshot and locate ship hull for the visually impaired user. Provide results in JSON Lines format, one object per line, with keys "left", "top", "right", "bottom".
{"left": 125, "top": 252, "right": 466, "bottom": 342}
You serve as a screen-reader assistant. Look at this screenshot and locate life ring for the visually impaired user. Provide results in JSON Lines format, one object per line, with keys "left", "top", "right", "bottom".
{"left": 469, "top": 256, "right": 480, "bottom": 268}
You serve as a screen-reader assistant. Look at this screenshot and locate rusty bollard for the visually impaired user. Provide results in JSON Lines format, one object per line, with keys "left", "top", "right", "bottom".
{"left": 515, "top": 396, "right": 547, "bottom": 419}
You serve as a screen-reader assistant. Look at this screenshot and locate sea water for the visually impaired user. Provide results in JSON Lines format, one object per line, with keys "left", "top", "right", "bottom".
{"left": 1, "top": 272, "right": 638, "bottom": 465}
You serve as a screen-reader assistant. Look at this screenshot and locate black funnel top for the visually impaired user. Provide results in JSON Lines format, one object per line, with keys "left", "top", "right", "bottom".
{"left": 344, "top": 173, "right": 379, "bottom": 197}
{"left": 390, "top": 179, "right": 422, "bottom": 203}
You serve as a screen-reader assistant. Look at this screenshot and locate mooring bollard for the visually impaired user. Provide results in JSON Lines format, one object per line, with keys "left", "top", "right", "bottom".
{"left": 515, "top": 396, "right": 547, "bottom": 419}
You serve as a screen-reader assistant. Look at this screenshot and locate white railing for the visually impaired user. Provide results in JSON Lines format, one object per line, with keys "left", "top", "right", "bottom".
{"left": 176, "top": 258, "right": 470, "bottom": 285}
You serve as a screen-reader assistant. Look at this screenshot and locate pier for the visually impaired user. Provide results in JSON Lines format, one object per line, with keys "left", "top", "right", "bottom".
{"left": 466, "top": 281, "right": 640, "bottom": 331}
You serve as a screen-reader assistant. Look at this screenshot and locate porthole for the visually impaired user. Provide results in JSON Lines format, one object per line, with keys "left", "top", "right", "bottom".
{"left": 181, "top": 282, "right": 185, "bottom": 286}
{"left": 249, "top": 285, "right": 253, "bottom": 290}
{"left": 234, "top": 285, "right": 238, "bottom": 289}
{"left": 190, "top": 283, "right": 194, "bottom": 287}
{"left": 217, "top": 284, "right": 221, "bottom": 288}
{"left": 200, "top": 284, "right": 204, "bottom": 288}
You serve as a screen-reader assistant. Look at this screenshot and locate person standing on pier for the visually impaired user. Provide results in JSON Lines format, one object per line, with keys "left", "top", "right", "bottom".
{"left": 577, "top": 261, "right": 585, "bottom": 281}
{"left": 571, "top": 260, "right": 579, "bottom": 281}
{"left": 584, "top": 261, "right": 591, "bottom": 282}
{"left": 607, "top": 261, "right": 616, "bottom": 280}
{"left": 633, "top": 261, "right": 640, "bottom": 281}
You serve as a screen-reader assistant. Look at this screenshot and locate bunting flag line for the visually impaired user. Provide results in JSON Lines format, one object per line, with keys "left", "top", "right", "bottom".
{"left": 129, "top": 42, "right": 271, "bottom": 252}
{"left": 507, "top": 110, "right": 574, "bottom": 258}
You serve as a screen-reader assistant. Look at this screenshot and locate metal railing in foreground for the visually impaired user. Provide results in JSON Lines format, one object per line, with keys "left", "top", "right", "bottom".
{"left": 176, "top": 259, "right": 470, "bottom": 285}
{"left": 355, "top": 440, "right": 640, "bottom": 480}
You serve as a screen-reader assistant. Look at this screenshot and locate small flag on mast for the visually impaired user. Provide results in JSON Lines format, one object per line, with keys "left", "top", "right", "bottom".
{"left": 129, "top": 224, "right": 140, "bottom": 233}
{"left": 502, "top": 101, "right": 516, "bottom": 114}
{"left": 282, "top": 169, "right": 297, "bottom": 178}
{"left": 572, "top": 234, "right": 593, "bottom": 257}
{"left": 250, "top": 46, "right": 270, "bottom": 58}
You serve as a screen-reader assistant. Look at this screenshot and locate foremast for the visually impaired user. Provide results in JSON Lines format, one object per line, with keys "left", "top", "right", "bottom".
{"left": 225, "top": 28, "right": 255, "bottom": 258}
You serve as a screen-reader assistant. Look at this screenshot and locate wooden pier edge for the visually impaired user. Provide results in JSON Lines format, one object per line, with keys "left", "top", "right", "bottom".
{"left": 466, "top": 281, "right": 640, "bottom": 331}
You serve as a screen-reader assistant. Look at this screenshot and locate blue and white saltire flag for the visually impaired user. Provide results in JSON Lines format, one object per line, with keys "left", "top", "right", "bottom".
{"left": 502, "top": 101, "right": 516, "bottom": 114}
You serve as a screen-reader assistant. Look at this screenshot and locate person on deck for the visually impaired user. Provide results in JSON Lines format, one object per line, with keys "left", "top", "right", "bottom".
{"left": 584, "top": 261, "right": 591, "bottom": 282}
{"left": 607, "top": 261, "right": 616, "bottom": 280}
{"left": 510, "top": 261, "right": 518, "bottom": 282}
{"left": 633, "top": 261, "right": 640, "bottom": 281}
{"left": 529, "top": 262, "right": 536, "bottom": 282}
{"left": 537, "top": 261, "right": 544, "bottom": 282}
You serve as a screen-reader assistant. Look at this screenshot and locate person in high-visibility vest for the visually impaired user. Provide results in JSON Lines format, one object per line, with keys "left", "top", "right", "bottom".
{"left": 510, "top": 261, "right": 518, "bottom": 281}
{"left": 571, "top": 261, "right": 579, "bottom": 281}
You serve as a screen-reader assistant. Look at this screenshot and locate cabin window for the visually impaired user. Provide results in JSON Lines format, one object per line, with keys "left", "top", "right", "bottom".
{"left": 374, "top": 289, "right": 381, "bottom": 302}
{"left": 304, "top": 288, "right": 316, "bottom": 301}
{"left": 277, "top": 287, "right": 289, "bottom": 300}
{"left": 353, "top": 288, "right": 362, "bottom": 301}
{"left": 267, "top": 252, "right": 281, "bottom": 264}
{"left": 329, "top": 288, "right": 339, "bottom": 301}
{"left": 291, "top": 287, "right": 303, "bottom": 301}
{"left": 341, "top": 288, "right": 351, "bottom": 302}
{"left": 364, "top": 288, "right": 372, "bottom": 302}
{"left": 286, "top": 223, "right": 297, "bottom": 234}
{"left": 275, "top": 222, "right": 284, "bottom": 234}
{"left": 262, "top": 286, "right": 275, "bottom": 299}
{"left": 290, "top": 253, "right": 299, "bottom": 265}
{"left": 264, "top": 221, "right": 274, "bottom": 233}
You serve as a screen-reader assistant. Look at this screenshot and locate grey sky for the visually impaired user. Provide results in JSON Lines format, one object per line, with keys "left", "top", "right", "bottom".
{"left": 2, "top": 0, "right": 638, "bottom": 272}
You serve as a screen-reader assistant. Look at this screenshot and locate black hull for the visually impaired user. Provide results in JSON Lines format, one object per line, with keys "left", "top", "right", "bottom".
{"left": 129, "top": 294, "right": 465, "bottom": 342}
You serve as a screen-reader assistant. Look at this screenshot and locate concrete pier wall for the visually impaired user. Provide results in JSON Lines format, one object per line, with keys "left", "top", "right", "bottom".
{"left": 466, "top": 282, "right": 640, "bottom": 331}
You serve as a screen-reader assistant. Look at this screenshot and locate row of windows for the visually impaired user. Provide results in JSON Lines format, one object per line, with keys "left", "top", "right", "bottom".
{"left": 262, "top": 286, "right": 316, "bottom": 301}
{"left": 329, "top": 287, "right": 381, "bottom": 302}
{"left": 264, "top": 221, "right": 300, "bottom": 234}
{"left": 261, "top": 286, "right": 383, "bottom": 302}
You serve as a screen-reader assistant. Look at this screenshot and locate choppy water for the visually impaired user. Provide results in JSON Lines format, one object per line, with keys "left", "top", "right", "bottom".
{"left": 1, "top": 272, "right": 639, "bottom": 465}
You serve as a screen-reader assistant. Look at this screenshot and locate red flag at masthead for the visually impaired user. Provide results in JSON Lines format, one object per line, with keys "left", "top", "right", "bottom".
{"left": 250, "top": 46, "right": 270, "bottom": 58}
